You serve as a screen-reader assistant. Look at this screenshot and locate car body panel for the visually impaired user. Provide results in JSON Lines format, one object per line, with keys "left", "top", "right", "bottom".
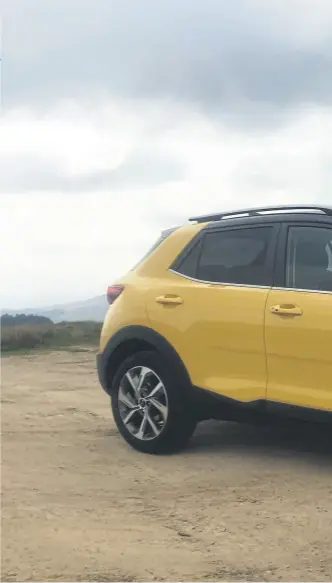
{"left": 265, "top": 288, "right": 332, "bottom": 411}
{"left": 145, "top": 272, "right": 269, "bottom": 402}
{"left": 99, "top": 274, "right": 148, "bottom": 353}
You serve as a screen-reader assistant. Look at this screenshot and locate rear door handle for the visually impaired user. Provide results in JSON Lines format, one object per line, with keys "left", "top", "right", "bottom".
{"left": 156, "top": 295, "right": 183, "bottom": 306}
{"left": 270, "top": 304, "right": 303, "bottom": 316}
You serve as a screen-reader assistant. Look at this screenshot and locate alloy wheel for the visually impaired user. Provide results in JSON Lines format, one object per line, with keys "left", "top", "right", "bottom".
{"left": 118, "top": 366, "right": 169, "bottom": 441}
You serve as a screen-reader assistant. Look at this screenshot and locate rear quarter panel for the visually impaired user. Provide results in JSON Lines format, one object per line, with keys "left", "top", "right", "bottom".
{"left": 99, "top": 274, "right": 149, "bottom": 352}
{"left": 99, "top": 223, "right": 204, "bottom": 353}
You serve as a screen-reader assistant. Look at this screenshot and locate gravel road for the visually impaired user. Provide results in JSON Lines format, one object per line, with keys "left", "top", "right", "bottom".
{"left": 2, "top": 350, "right": 332, "bottom": 581}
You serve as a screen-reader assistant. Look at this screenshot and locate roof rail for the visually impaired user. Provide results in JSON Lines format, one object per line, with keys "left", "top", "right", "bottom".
{"left": 189, "top": 204, "right": 332, "bottom": 224}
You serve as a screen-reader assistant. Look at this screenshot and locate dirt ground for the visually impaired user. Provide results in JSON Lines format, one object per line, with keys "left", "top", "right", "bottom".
{"left": 2, "top": 349, "right": 332, "bottom": 582}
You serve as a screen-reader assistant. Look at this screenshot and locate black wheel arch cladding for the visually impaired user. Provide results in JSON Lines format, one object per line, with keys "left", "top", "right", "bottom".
{"left": 97, "top": 325, "right": 192, "bottom": 398}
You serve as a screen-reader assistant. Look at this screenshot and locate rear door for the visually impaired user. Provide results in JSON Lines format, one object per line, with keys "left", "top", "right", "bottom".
{"left": 265, "top": 222, "right": 332, "bottom": 413}
{"left": 146, "top": 222, "right": 279, "bottom": 403}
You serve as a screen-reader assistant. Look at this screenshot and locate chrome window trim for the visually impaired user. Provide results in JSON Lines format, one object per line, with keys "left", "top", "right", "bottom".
{"left": 169, "top": 269, "right": 332, "bottom": 295}
{"left": 168, "top": 269, "right": 271, "bottom": 289}
{"left": 272, "top": 286, "right": 332, "bottom": 296}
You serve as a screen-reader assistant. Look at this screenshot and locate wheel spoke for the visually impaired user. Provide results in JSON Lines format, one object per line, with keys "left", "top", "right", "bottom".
{"left": 125, "top": 371, "right": 139, "bottom": 399}
{"left": 148, "top": 397, "right": 168, "bottom": 421}
{"left": 135, "top": 411, "right": 148, "bottom": 439}
{"left": 118, "top": 387, "right": 137, "bottom": 409}
{"left": 146, "top": 412, "right": 160, "bottom": 436}
{"left": 146, "top": 381, "right": 163, "bottom": 399}
{"left": 123, "top": 407, "right": 140, "bottom": 425}
{"left": 136, "top": 367, "right": 150, "bottom": 395}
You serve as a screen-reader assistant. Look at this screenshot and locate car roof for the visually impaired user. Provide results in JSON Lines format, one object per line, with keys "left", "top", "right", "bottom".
{"left": 189, "top": 204, "right": 332, "bottom": 225}
{"left": 188, "top": 205, "right": 332, "bottom": 230}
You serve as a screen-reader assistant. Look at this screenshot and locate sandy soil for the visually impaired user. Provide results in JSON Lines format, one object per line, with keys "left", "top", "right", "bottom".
{"left": 2, "top": 349, "right": 332, "bottom": 582}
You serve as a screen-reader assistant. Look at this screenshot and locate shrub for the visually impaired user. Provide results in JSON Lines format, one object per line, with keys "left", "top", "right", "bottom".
{"left": 1, "top": 320, "right": 102, "bottom": 353}
{"left": 1, "top": 313, "right": 53, "bottom": 327}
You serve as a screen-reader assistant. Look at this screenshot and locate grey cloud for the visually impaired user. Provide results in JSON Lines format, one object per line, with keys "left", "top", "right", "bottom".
{"left": 0, "top": 150, "right": 183, "bottom": 193}
{"left": 3, "top": 0, "right": 332, "bottom": 125}
{"left": 230, "top": 153, "right": 332, "bottom": 204}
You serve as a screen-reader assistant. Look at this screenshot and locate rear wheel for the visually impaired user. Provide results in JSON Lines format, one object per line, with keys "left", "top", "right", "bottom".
{"left": 111, "top": 351, "right": 196, "bottom": 454}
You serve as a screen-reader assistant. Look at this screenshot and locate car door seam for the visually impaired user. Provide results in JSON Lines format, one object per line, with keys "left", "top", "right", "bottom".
{"left": 263, "top": 288, "right": 272, "bottom": 401}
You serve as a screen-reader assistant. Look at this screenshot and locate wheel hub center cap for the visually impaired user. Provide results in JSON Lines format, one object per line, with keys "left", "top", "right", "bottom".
{"left": 138, "top": 398, "right": 146, "bottom": 409}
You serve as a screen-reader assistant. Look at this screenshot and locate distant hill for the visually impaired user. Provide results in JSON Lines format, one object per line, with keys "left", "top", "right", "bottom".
{"left": 2, "top": 295, "right": 108, "bottom": 323}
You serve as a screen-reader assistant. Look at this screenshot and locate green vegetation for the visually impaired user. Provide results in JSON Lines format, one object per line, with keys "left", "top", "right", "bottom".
{"left": 1, "top": 314, "right": 102, "bottom": 353}
{"left": 1, "top": 314, "right": 53, "bottom": 327}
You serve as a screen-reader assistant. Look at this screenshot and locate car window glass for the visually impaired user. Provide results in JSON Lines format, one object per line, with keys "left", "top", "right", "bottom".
{"left": 175, "top": 240, "right": 202, "bottom": 278}
{"left": 196, "top": 227, "right": 274, "bottom": 286}
{"left": 286, "top": 226, "right": 332, "bottom": 292}
{"left": 327, "top": 242, "right": 332, "bottom": 270}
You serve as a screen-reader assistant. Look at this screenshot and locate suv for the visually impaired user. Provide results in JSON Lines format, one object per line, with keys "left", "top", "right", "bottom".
{"left": 97, "top": 204, "right": 332, "bottom": 454}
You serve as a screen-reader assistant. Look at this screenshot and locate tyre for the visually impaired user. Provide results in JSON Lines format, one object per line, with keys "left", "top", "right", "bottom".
{"left": 111, "top": 350, "right": 197, "bottom": 454}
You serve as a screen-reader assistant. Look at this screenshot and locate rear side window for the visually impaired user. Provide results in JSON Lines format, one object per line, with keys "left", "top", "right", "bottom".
{"left": 175, "top": 226, "right": 275, "bottom": 286}
{"left": 286, "top": 225, "right": 332, "bottom": 292}
{"left": 175, "top": 240, "right": 202, "bottom": 278}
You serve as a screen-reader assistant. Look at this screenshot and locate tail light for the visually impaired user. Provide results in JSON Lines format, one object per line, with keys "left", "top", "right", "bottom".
{"left": 107, "top": 285, "right": 124, "bottom": 305}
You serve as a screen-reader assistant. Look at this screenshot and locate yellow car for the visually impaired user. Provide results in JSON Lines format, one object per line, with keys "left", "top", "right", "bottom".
{"left": 97, "top": 204, "right": 332, "bottom": 454}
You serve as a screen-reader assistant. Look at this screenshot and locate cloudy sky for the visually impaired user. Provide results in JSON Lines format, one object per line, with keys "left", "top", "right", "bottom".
{"left": 1, "top": 0, "right": 332, "bottom": 308}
